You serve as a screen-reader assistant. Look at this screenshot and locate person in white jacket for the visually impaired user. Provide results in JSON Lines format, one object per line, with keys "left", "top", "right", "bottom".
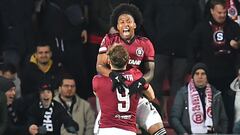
{"left": 230, "top": 68, "right": 240, "bottom": 133}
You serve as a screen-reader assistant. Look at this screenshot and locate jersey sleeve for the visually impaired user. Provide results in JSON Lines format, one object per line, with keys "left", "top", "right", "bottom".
{"left": 98, "top": 34, "right": 111, "bottom": 54}
{"left": 92, "top": 75, "right": 101, "bottom": 93}
{"left": 131, "top": 68, "right": 149, "bottom": 90}
{"left": 143, "top": 39, "right": 155, "bottom": 62}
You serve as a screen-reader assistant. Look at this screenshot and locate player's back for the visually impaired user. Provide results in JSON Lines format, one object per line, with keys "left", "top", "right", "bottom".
{"left": 92, "top": 68, "right": 143, "bottom": 132}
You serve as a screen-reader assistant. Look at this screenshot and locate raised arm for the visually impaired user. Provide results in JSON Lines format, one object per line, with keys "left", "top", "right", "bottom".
{"left": 96, "top": 53, "right": 111, "bottom": 77}
{"left": 142, "top": 84, "right": 155, "bottom": 101}
{"left": 143, "top": 61, "right": 155, "bottom": 83}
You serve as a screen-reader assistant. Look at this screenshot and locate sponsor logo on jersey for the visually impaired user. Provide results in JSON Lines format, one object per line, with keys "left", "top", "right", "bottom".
{"left": 114, "top": 114, "right": 132, "bottom": 119}
{"left": 136, "top": 47, "right": 144, "bottom": 57}
{"left": 128, "top": 59, "right": 141, "bottom": 65}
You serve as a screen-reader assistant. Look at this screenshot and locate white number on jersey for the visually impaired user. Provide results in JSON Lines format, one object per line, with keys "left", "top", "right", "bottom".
{"left": 116, "top": 87, "right": 130, "bottom": 112}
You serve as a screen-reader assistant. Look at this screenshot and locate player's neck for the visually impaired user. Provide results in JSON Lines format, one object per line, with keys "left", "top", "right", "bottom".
{"left": 111, "top": 67, "right": 126, "bottom": 71}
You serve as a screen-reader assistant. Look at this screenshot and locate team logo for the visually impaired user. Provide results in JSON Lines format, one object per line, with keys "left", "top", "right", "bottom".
{"left": 213, "top": 30, "right": 225, "bottom": 45}
{"left": 207, "top": 107, "right": 212, "bottom": 118}
{"left": 192, "top": 112, "right": 204, "bottom": 124}
{"left": 136, "top": 47, "right": 144, "bottom": 57}
{"left": 228, "top": 7, "right": 237, "bottom": 18}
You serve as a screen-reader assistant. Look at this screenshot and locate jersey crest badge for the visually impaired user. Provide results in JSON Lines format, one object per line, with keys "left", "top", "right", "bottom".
{"left": 136, "top": 47, "right": 144, "bottom": 57}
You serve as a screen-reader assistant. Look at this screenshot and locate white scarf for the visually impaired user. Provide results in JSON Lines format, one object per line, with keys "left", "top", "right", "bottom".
{"left": 188, "top": 79, "right": 213, "bottom": 133}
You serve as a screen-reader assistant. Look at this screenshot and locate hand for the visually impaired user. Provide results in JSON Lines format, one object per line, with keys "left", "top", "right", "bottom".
{"left": 109, "top": 71, "right": 127, "bottom": 93}
{"left": 29, "top": 124, "right": 38, "bottom": 135}
{"left": 81, "top": 30, "right": 87, "bottom": 44}
{"left": 230, "top": 39, "right": 239, "bottom": 49}
{"left": 129, "top": 78, "right": 146, "bottom": 95}
{"left": 66, "top": 126, "right": 78, "bottom": 134}
{"left": 150, "top": 98, "right": 161, "bottom": 107}
{"left": 38, "top": 126, "right": 47, "bottom": 134}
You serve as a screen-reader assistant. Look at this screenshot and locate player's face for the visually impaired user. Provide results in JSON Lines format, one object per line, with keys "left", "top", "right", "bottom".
{"left": 40, "top": 90, "right": 53, "bottom": 108}
{"left": 35, "top": 46, "right": 52, "bottom": 65}
{"left": 59, "top": 79, "right": 76, "bottom": 98}
{"left": 211, "top": 4, "right": 227, "bottom": 24}
{"left": 117, "top": 14, "right": 136, "bottom": 40}
{"left": 5, "top": 87, "right": 16, "bottom": 105}
{"left": 193, "top": 69, "right": 208, "bottom": 88}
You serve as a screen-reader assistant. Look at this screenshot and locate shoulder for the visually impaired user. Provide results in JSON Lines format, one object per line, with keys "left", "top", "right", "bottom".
{"left": 93, "top": 74, "right": 107, "bottom": 81}
{"left": 53, "top": 100, "right": 62, "bottom": 106}
{"left": 52, "top": 60, "right": 63, "bottom": 69}
{"left": 0, "top": 92, "right": 6, "bottom": 104}
{"left": 210, "top": 85, "right": 221, "bottom": 96}
{"left": 24, "top": 62, "right": 38, "bottom": 71}
{"left": 92, "top": 74, "right": 110, "bottom": 89}
{"left": 135, "top": 35, "right": 151, "bottom": 42}
{"left": 100, "top": 33, "right": 119, "bottom": 52}
{"left": 226, "top": 17, "right": 239, "bottom": 26}
{"left": 52, "top": 100, "right": 67, "bottom": 112}
{"left": 177, "top": 85, "right": 188, "bottom": 95}
{"left": 103, "top": 33, "right": 119, "bottom": 40}
{"left": 53, "top": 94, "right": 61, "bottom": 102}
{"left": 75, "top": 96, "right": 91, "bottom": 107}
{"left": 76, "top": 95, "right": 87, "bottom": 103}
{"left": 52, "top": 100, "right": 67, "bottom": 110}
{"left": 225, "top": 18, "right": 240, "bottom": 32}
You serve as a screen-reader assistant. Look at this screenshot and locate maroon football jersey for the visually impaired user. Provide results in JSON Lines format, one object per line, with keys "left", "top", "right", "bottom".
{"left": 99, "top": 33, "right": 155, "bottom": 69}
{"left": 92, "top": 68, "right": 148, "bottom": 132}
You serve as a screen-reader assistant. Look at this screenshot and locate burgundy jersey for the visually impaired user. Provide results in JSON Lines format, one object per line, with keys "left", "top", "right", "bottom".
{"left": 92, "top": 68, "right": 148, "bottom": 132}
{"left": 99, "top": 33, "right": 155, "bottom": 69}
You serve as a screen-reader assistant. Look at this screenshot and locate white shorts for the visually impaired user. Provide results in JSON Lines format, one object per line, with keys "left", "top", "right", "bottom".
{"left": 98, "top": 128, "right": 136, "bottom": 135}
{"left": 136, "top": 97, "right": 163, "bottom": 131}
{"left": 93, "top": 97, "right": 163, "bottom": 134}
{"left": 94, "top": 111, "right": 101, "bottom": 134}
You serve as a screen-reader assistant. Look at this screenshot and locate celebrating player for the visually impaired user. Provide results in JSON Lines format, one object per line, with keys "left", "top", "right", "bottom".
{"left": 96, "top": 3, "right": 166, "bottom": 135}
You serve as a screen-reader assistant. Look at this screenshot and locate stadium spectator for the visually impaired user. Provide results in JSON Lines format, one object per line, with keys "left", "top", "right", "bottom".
{"left": 0, "top": 77, "right": 28, "bottom": 135}
{"left": 21, "top": 41, "right": 63, "bottom": 97}
{"left": 188, "top": 0, "right": 240, "bottom": 132}
{"left": 0, "top": 63, "right": 21, "bottom": 98}
{"left": 54, "top": 74, "right": 95, "bottom": 135}
{"left": 28, "top": 83, "right": 79, "bottom": 135}
{"left": 0, "top": 77, "right": 8, "bottom": 135}
{"left": 170, "top": 63, "right": 228, "bottom": 134}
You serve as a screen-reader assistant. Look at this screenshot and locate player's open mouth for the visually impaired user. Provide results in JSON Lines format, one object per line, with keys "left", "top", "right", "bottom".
{"left": 43, "top": 98, "right": 50, "bottom": 101}
{"left": 122, "top": 28, "right": 130, "bottom": 36}
{"left": 123, "top": 28, "right": 130, "bottom": 33}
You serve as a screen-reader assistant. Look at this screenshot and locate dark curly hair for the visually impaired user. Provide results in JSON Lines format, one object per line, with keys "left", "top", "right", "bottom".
{"left": 110, "top": 3, "right": 143, "bottom": 31}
